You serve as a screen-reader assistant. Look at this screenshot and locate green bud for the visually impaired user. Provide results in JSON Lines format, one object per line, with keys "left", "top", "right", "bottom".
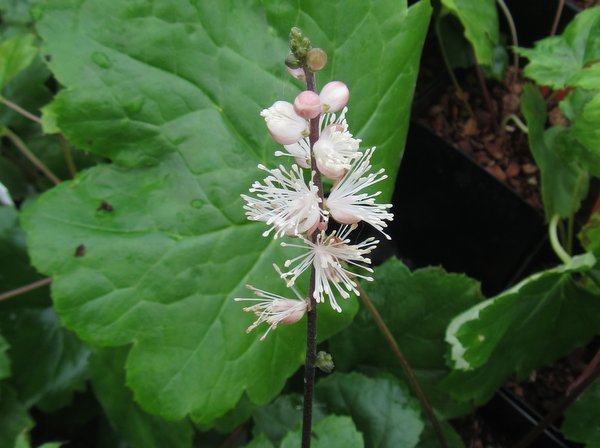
{"left": 306, "top": 48, "right": 328, "bottom": 72}
{"left": 316, "top": 351, "right": 335, "bottom": 374}
{"left": 285, "top": 52, "right": 302, "bottom": 69}
{"left": 289, "top": 27, "right": 311, "bottom": 60}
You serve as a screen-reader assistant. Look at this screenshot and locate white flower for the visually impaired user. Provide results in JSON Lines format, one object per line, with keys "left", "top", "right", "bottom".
{"left": 242, "top": 164, "right": 324, "bottom": 238}
{"left": 313, "top": 123, "right": 361, "bottom": 180}
{"left": 275, "top": 107, "right": 357, "bottom": 170}
{"left": 261, "top": 101, "right": 309, "bottom": 145}
{"left": 326, "top": 148, "right": 393, "bottom": 239}
{"left": 280, "top": 225, "right": 377, "bottom": 312}
{"left": 235, "top": 282, "right": 307, "bottom": 341}
{"left": 319, "top": 81, "right": 349, "bottom": 113}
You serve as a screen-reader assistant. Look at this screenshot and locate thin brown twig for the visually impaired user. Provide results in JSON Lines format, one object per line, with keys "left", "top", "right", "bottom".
{"left": 550, "top": 0, "right": 565, "bottom": 36}
{"left": 58, "top": 134, "right": 77, "bottom": 177}
{"left": 0, "top": 96, "right": 42, "bottom": 124}
{"left": 356, "top": 283, "right": 448, "bottom": 448}
{"left": 3, "top": 127, "right": 61, "bottom": 185}
{"left": 0, "top": 277, "right": 52, "bottom": 302}
{"left": 496, "top": 0, "right": 519, "bottom": 84}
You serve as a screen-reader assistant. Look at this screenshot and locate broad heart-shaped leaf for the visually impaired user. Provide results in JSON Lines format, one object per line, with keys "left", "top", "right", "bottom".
{"left": 517, "top": 7, "right": 600, "bottom": 89}
{"left": 280, "top": 415, "right": 364, "bottom": 448}
{"left": 561, "top": 376, "right": 600, "bottom": 447}
{"left": 440, "top": 0, "right": 499, "bottom": 66}
{"left": 0, "top": 334, "right": 10, "bottom": 380}
{"left": 329, "top": 258, "right": 482, "bottom": 418}
{"left": 0, "top": 33, "right": 36, "bottom": 89}
{"left": 89, "top": 347, "right": 193, "bottom": 448}
{"left": 315, "top": 372, "right": 424, "bottom": 448}
{"left": 23, "top": 0, "right": 432, "bottom": 424}
{"left": 442, "top": 254, "right": 600, "bottom": 405}
{"left": 521, "top": 84, "right": 589, "bottom": 220}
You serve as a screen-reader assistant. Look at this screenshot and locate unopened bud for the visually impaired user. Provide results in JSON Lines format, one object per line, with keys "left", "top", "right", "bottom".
{"left": 319, "top": 81, "right": 349, "bottom": 113}
{"left": 316, "top": 351, "right": 335, "bottom": 373}
{"left": 287, "top": 66, "right": 306, "bottom": 83}
{"left": 289, "top": 27, "right": 311, "bottom": 60}
{"left": 285, "top": 53, "right": 301, "bottom": 69}
{"left": 306, "top": 48, "right": 327, "bottom": 72}
{"left": 294, "top": 91, "right": 321, "bottom": 119}
{"left": 260, "top": 101, "right": 309, "bottom": 145}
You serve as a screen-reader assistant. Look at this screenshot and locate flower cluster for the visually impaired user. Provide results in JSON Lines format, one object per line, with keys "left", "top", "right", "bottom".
{"left": 236, "top": 64, "right": 393, "bottom": 340}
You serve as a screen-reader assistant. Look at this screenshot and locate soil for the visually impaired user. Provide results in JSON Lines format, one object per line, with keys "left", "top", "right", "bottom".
{"left": 506, "top": 338, "right": 599, "bottom": 416}
{"left": 419, "top": 66, "right": 543, "bottom": 211}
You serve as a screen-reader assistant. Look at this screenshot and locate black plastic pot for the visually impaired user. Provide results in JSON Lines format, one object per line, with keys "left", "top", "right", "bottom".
{"left": 391, "top": 121, "right": 553, "bottom": 296}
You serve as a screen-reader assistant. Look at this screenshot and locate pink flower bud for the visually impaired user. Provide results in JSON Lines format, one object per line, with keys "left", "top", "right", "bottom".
{"left": 260, "top": 101, "right": 309, "bottom": 145}
{"left": 294, "top": 91, "right": 321, "bottom": 119}
{"left": 287, "top": 66, "right": 306, "bottom": 82}
{"left": 319, "top": 81, "right": 349, "bottom": 113}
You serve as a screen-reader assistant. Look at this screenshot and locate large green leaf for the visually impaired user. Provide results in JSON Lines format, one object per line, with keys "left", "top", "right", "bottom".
{"left": 280, "top": 415, "right": 364, "bottom": 448}
{"left": 443, "top": 254, "right": 600, "bottom": 405}
{"left": 439, "top": 0, "right": 499, "bottom": 65}
{"left": 561, "top": 376, "right": 600, "bottom": 447}
{"left": 23, "top": 0, "right": 431, "bottom": 423}
{"left": 329, "top": 258, "right": 481, "bottom": 418}
{"left": 521, "top": 84, "right": 589, "bottom": 220}
{"left": 517, "top": 7, "right": 600, "bottom": 89}
{"left": 90, "top": 347, "right": 194, "bottom": 448}
{"left": 315, "top": 372, "right": 423, "bottom": 448}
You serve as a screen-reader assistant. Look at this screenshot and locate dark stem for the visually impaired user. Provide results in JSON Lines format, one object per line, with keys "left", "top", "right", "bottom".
{"left": 550, "top": 0, "right": 565, "bottom": 36}
{"left": 0, "top": 277, "right": 52, "bottom": 302}
{"left": 474, "top": 59, "right": 497, "bottom": 130}
{"left": 301, "top": 67, "right": 323, "bottom": 448}
{"left": 514, "top": 349, "right": 600, "bottom": 448}
{"left": 357, "top": 284, "right": 449, "bottom": 448}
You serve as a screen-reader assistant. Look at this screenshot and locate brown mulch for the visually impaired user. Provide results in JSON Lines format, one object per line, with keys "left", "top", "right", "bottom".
{"left": 420, "top": 67, "right": 543, "bottom": 211}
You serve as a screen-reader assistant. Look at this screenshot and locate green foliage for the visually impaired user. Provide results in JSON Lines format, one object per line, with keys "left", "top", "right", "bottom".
{"left": 443, "top": 254, "right": 600, "bottom": 405}
{"left": 520, "top": 84, "right": 589, "bottom": 220}
{"left": 517, "top": 7, "right": 600, "bottom": 90}
{"left": 0, "top": 334, "right": 10, "bottom": 380}
{"left": 439, "top": 0, "right": 499, "bottom": 66}
{"left": 21, "top": 0, "right": 431, "bottom": 425}
{"left": 280, "top": 415, "right": 364, "bottom": 448}
{"left": 0, "top": 33, "right": 36, "bottom": 89}
{"left": 89, "top": 347, "right": 194, "bottom": 448}
{"left": 0, "top": 307, "right": 89, "bottom": 410}
{"left": 315, "top": 373, "right": 423, "bottom": 448}
{"left": 330, "top": 258, "right": 482, "bottom": 418}
{"left": 0, "top": 384, "right": 32, "bottom": 448}
{"left": 561, "top": 377, "right": 600, "bottom": 447}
